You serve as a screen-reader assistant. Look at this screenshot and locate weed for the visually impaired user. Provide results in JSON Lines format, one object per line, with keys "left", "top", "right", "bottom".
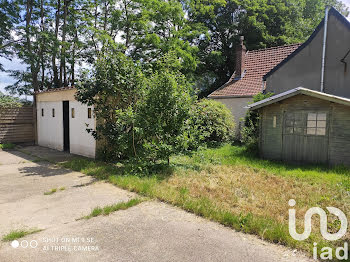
{"left": 0, "top": 143, "right": 15, "bottom": 150}
{"left": 2, "top": 229, "right": 42, "bottom": 242}
{"left": 81, "top": 198, "right": 144, "bottom": 220}
{"left": 44, "top": 188, "right": 57, "bottom": 195}
{"left": 61, "top": 144, "right": 350, "bottom": 256}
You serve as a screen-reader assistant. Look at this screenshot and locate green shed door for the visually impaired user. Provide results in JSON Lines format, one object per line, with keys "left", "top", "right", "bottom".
{"left": 282, "top": 111, "right": 329, "bottom": 164}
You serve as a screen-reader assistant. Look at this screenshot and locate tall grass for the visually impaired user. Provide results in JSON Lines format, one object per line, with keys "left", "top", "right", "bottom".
{"left": 61, "top": 144, "right": 350, "bottom": 257}
{"left": 81, "top": 198, "right": 145, "bottom": 219}
{"left": 172, "top": 144, "right": 350, "bottom": 187}
{"left": 2, "top": 229, "right": 42, "bottom": 242}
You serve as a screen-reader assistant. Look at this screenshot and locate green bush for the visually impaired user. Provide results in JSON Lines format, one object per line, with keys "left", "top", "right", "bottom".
{"left": 76, "top": 47, "right": 145, "bottom": 161}
{"left": 241, "top": 93, "right": 273, "bottom": 153}
{"left": 0, "top": 94, "right": 22, "bottom": 108}
{"left": 0, "top": 92, "right": 32, "bottom": 108}
{"left": 137, "top": 67, "right": 193, "bottom": 163}
{"left": 187, "top": 99, "right": 235, "bottom": 149}
{"left": 0, "top": 143, "right": 16, "bottom": 150}
{"left": 77, "top": 49, "right": 193, "bottom": 163}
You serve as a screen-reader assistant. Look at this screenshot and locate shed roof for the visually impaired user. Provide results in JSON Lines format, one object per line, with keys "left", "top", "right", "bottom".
{"left": 209, "top": 44, "right": 301, "bottom": 98}
{"left": 246, "top": 87, "right": 350, "bottom": 110}
{"left": 35, "top": 86, "right": 76, "bottom": 94}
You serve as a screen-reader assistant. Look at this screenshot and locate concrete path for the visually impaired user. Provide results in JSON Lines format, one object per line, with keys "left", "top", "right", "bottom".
{"left": 0, "top": 146, "right": 313, "bottom": 262}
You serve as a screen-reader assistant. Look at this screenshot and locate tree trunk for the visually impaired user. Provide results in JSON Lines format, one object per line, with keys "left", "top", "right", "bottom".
{"left": 40, "top": 0, "right": 45, "bottom": 90}
{"left": 25, "top": 0, "right": 39, "bottom": 92}
{"left": 124, "top": 0, "right": 130, "bottom": 49}
{"left": 60, "top": 0, "right": 68, "bottom": 87}
{"left": 52, "top": 0, "right": 60, "bottom": 88}
{"left": 71, "top": 26, "right": 78, "bottom": 86}
{"left": 103, "top": 1, "right": 108, "bottom": 31}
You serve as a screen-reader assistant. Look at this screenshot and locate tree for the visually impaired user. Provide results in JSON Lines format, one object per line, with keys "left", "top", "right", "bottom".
{"left": 76, "top": 49, "right": 193, "bottom": 162}
{"left": 7, "top": 0, "right": 50, "bottom": 93}
{"left": 185, "top": 0, "right": 349, "bottom": 96}
{"left": 3, "top": 0, "right": 349, "bottom": 97}
{"left": 0, "top": 91, "right": 31, "bottom": 107}
{"left": 0, "top": 0, "right": 19, "bottom": 70}
{"left": 113, "top": 0, "right": 201, "bottom": 77}
{"left": 137, "top": 54, "right": 193, "bottom": 163}
{"left": 76, "top": 45, "right": 145, "bottom": 160}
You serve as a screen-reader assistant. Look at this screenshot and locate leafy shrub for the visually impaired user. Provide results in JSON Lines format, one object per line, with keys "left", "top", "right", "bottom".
{"left": 137, "top": 66, "right": 193, "bottom": 163}
{"left": 76, "top": 49, "right": 193, "bottom": 163}
{"left": 0, "top": 143, "right": 16, "bottom": 150}
{"left": 241, "top": 93, "right": 273, "bottom": 153}
{"left": 187, "top": 99, "right": 235, "bottom": 149}
{"left": 76, "top": 48, "right": 145, "bottom": 161}
{"left": 0, "top": 93, "right": 27, "bottom": 108}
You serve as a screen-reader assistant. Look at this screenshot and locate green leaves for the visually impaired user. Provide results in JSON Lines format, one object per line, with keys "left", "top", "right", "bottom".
{"left": 4, "top": 0, "right": 350, "bottom": 98}
{"left": 0, "top": 92, "right": 30, "bottom": 108}
{"left": 76, "top": 50, "right": 193, "bottom": 162}
{"left": 137, "top": 56, "right": 193, "bottom": 161}
{"left": 241, "top": 92, "right": 274, "bottom": 153}
{"left": 189, "top": 0, "right": 349, "bottom": 96}
{"left": 186, "top": 99, "right": 235, "bottom": 149}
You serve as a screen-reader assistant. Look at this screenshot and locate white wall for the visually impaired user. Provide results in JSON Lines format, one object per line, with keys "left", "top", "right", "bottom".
{"left": 37, "top": 101, "right": 64, "bottom": 151}
{"left": 69, "top": 101, "right": 96, "bottom": 158}
{"left": 37, "top": 99, "right": 96, "bottom": 158}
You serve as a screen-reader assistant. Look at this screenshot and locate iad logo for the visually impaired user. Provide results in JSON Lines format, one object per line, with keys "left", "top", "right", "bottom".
{"left": 288, "top": 199, "right": 347, "bottom": 241}
{"left": 288, "top": 199, "right": 348, "bottom": 260}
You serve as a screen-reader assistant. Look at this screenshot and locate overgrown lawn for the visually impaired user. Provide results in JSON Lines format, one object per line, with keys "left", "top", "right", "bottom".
{"left": 61, "top": 144, "right": 350, "bottom": 257}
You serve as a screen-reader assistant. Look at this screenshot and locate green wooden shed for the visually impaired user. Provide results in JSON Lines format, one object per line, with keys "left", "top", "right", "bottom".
{"left": 247, "top": 87, "right": 350, "bottom": 166}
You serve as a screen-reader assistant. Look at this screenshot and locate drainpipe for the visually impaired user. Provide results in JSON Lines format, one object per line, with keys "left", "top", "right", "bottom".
{"left": 320, "top": 6, "right": 329, "bottom": 93}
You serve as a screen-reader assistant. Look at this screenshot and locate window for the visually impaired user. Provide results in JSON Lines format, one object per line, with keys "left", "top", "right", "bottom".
{"left": 52, "top": 108, "right": 55, "bottom": 117}
{"left": 71, "top": 108, "right": 75, "bottom": 118}
{"left": 307, "top": 112, "right": 326, "bottom": 136}
{"left": 273, "top": 116, "right": 277, "bottom": 128}
{"left": 284, "top": 113, "right": 303, "bottom": 134}
{"left": 88, "top": 108, "right": 92, "bottom": 119}
{"left": 41, "top": 108, "right": 44, "bottom": 117}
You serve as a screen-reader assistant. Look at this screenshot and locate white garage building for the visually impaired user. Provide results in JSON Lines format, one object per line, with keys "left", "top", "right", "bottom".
{"left": 36, "top": 87, "right": 96, "bottom": 158}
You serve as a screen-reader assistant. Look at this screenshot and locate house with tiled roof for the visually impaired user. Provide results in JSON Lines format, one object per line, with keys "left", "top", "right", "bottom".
{"left": 208, "top": 37, "right": 300, "bottom": 137}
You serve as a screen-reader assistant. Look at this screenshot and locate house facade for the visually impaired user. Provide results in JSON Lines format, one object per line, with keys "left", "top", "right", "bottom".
{"left": 208, "top": 37, "right": 300, "bottom": 138}
{"left": 264, "top": 7, "right": 350, "bottom": 97}
{"left": 36, "top": 87, "right": 97, "bottom": 158}
{"left": 248, "top": 7, "right": 350, "bottom": 166}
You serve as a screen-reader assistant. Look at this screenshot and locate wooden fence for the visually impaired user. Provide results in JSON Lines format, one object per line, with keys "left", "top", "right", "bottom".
{"left": 0, "top": 106, "right": 35, "bottom": 144}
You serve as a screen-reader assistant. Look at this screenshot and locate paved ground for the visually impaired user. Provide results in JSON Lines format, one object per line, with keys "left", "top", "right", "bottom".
{"left": 0, "top": 146, "right": 313, "bottom": 262}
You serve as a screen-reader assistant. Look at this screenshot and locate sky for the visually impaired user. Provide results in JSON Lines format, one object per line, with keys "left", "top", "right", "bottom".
{"left": 1, "top": 1, "right": 350, "bottom": 98}
{"left": 0, "top": 57, "right": 26, "bottom": 95}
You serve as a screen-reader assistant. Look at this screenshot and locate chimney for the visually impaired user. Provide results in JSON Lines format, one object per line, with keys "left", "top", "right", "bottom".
{"left": 235, "top": 36, "right": 246, "bottom": 78}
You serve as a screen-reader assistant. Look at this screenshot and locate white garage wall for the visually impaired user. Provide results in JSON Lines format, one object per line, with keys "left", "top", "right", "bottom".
{"left": 69, "top": 101, "right": 96, "bottom": 158}
{"left": 37, "top": 101, "right": 64, "bottom": 151}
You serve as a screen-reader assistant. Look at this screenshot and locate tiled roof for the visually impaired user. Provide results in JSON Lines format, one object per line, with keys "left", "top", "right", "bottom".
{"left": 209, "top": 44, "right": 301, "bottom": 98}
{"left": 35, "top": 86, "right": 76, "bottom": 94}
